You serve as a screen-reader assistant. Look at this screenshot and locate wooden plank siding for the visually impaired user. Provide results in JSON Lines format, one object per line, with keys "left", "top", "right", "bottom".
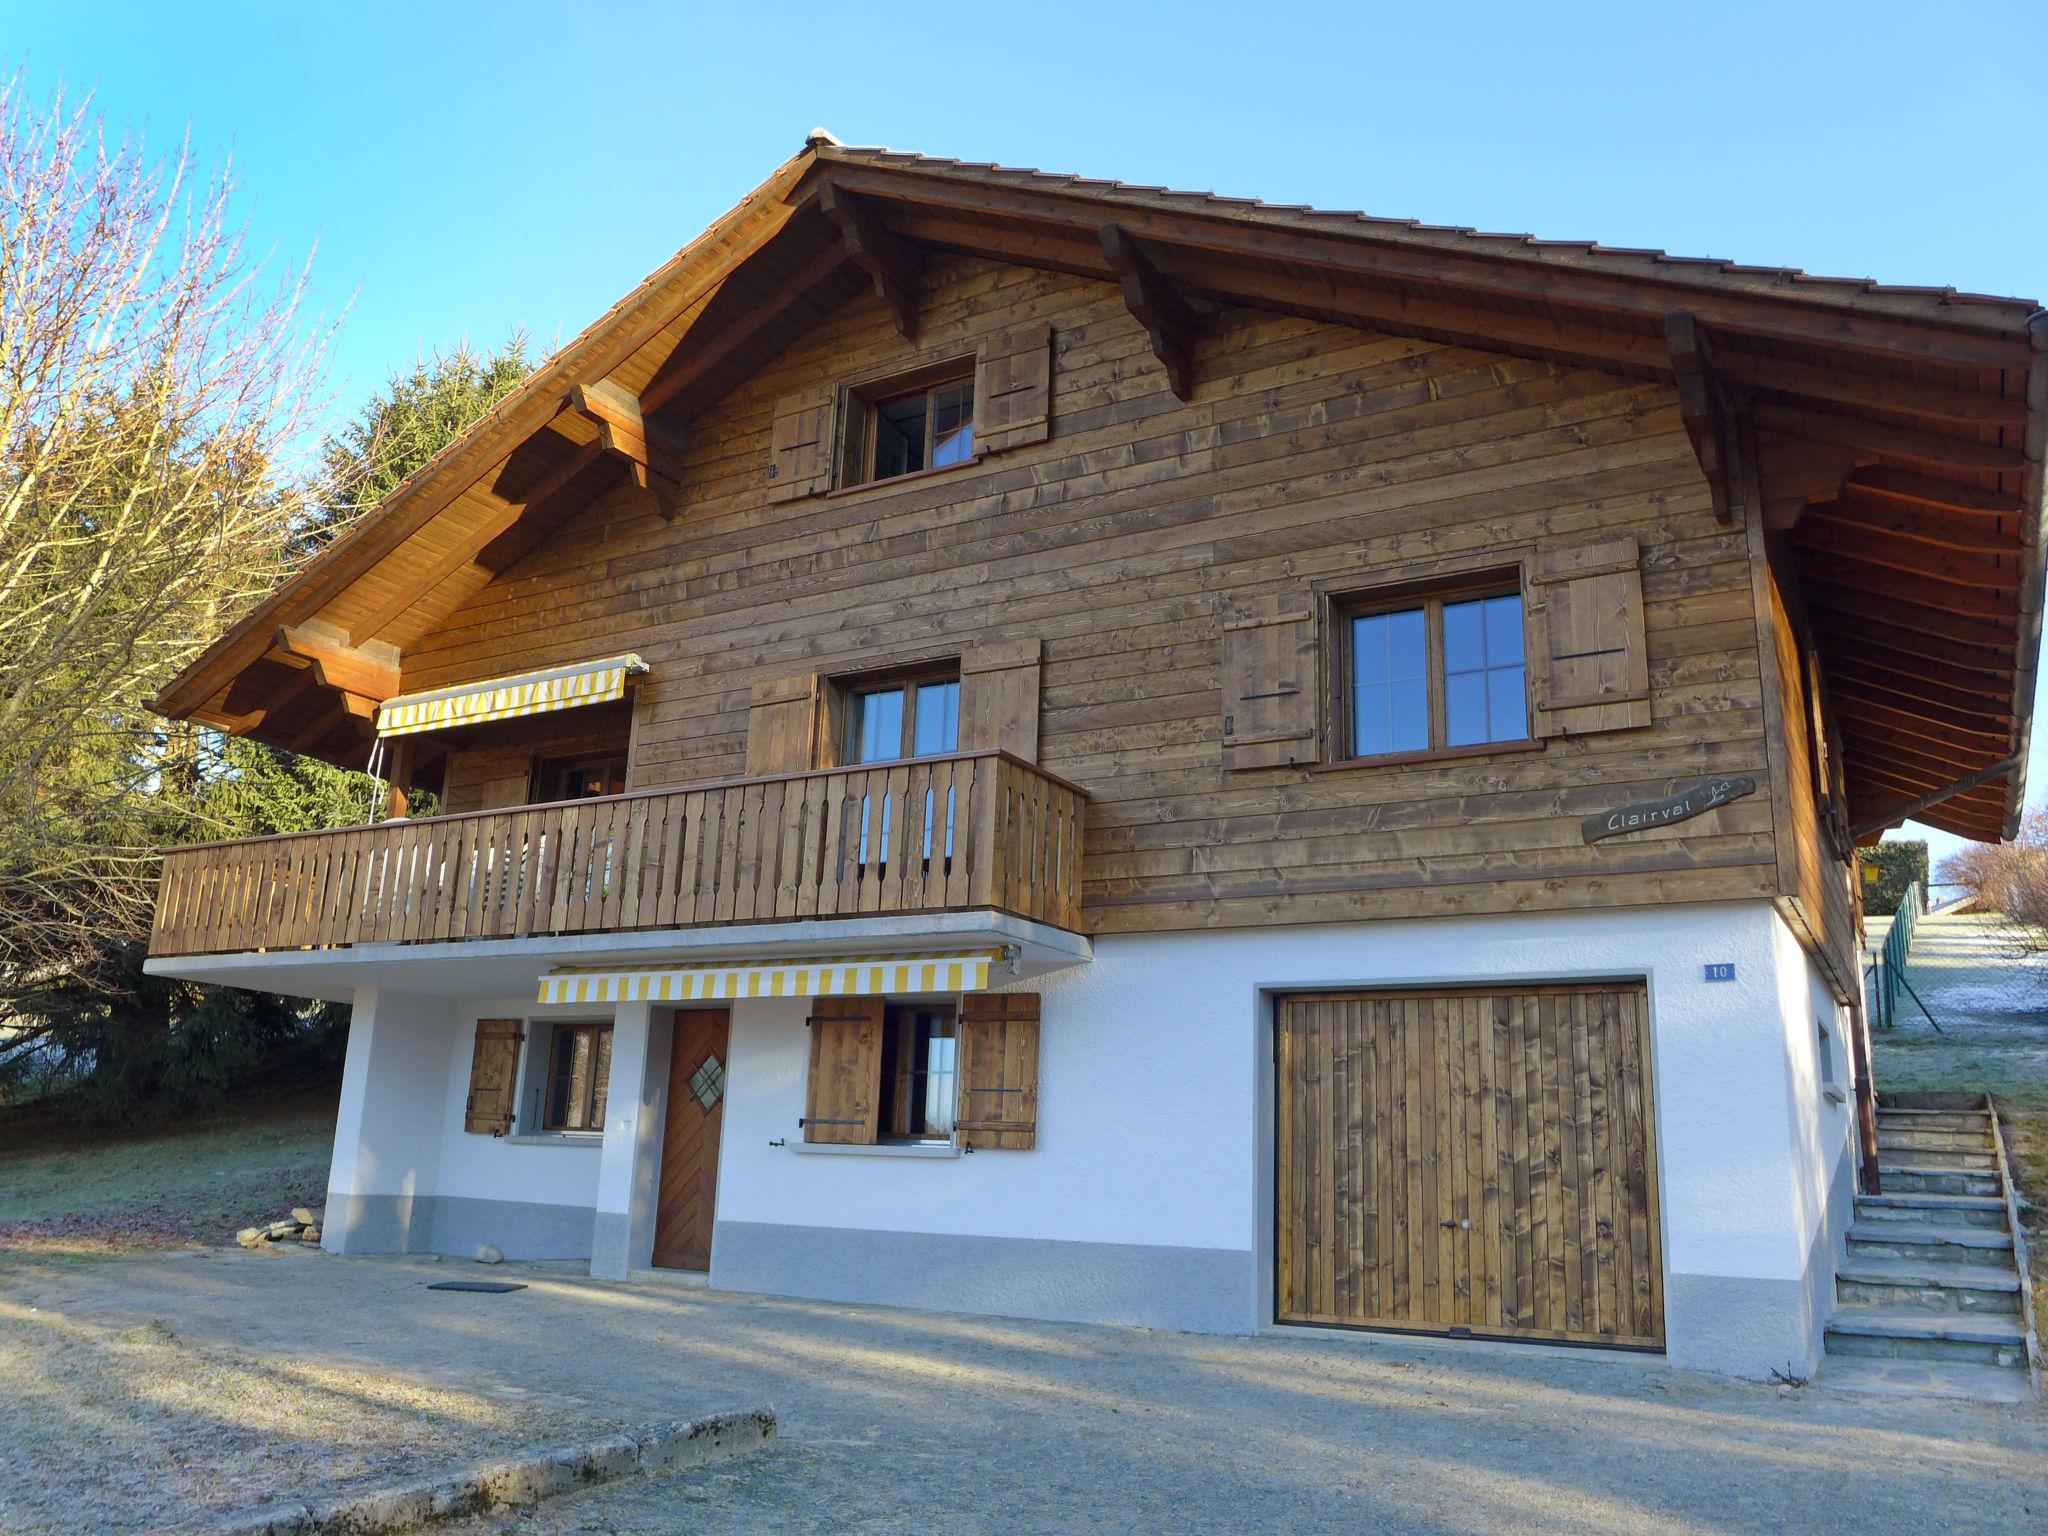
{"left": 399, "top": 253, "right": 1793, "bottom": 947}
{"left": 150, "top": 751, "right": 1082, "bottom": 957}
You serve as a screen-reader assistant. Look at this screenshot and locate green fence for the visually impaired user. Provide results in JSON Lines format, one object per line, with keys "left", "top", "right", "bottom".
{"left": 1868, "top": 880, "right": 1924, "bottom": 1030}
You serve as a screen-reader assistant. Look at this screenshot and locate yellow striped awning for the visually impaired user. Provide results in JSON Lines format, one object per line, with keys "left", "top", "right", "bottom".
{"left": 375, "top": 654, "right": 647, "bottom": 738}
{"left": 536, "top": 950, "right": 999, "bottom": 1006}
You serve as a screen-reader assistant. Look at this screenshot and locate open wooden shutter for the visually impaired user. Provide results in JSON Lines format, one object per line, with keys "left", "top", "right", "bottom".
{"left": 1220, "top": 591, "right": 1317, "bottom": 770}
{"left": 463, "top": 1018, "right": 523, "bottom": 1135}
{"left": 976, "top": 322, "right": 1053, "bottom": 453}
{"left": 804, "top": 997, "right": 882, "bottom": 1144}
{"left": 767, "top": 383, "right": 838, "bottom": 502}
{"left": 744, "top": 673, "right": 823, "bottom": 775}
{"left": 960, "top": 639, "right": 1043, "bottom": 762}
{"left": 957, "top": 993, "right": 1040, "bottom": 1150}
{"left": 1528, "top": 537, "right": 1651, "bottom": 737}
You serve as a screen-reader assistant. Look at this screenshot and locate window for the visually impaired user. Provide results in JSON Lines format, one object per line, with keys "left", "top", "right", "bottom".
{"left": 538, "top": 1021, "right": 612, "bottom": 1133}
{"left": 841, "top": 369, "right": 976, "bottom": 488}
{"left": 1340, "top": 587, "right": 1529, "bottom": 760}
{"left": 879, "top": 1004, "right": 958, "bottom": 1142}
{"left": 1817, "top": 1018, "right": 1843, "bottom": 1103}
{"left": 535, "top": 753, "right": 627, "bottom": 803}
{"left": 846, "top": 674, "right": 961, "bottom": 764}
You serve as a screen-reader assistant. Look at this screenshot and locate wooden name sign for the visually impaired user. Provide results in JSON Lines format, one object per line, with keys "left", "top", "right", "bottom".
{"left": 1582, "top": 774, "right": 1757, "bottom": 843}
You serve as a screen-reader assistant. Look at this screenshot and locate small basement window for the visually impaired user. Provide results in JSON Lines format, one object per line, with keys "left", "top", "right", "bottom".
{"left": 1335, "top": 584, "right": 1530, "bottom": 760}
{"left": 1817, "top": 1018, "right": 1844, "bottom": 1103}
{"left": 840, "top": 364, "right": 976, "bottom": 488}
{"left": 525, "top": 1020, "right": 612, "bottom": 1133}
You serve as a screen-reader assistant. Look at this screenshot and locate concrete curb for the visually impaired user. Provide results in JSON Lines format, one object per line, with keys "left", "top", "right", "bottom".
{"left": 167, "top": 1406, "right": 777, "bottom": 1536}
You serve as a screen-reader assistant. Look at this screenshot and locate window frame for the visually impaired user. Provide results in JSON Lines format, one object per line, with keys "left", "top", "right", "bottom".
{"left": 838, "top": 356, "right": 979, "bottom": 491}
{"left": 531, "top": 751, "right": 629, "bottom": 805}
{"left": 838, "top": 661, "right": 962, "bottom": 767}
{"left": 1325, "top": 571, "right": 1537, "bottom": 768}
{"left": 877, "top": 1001, "right": 960, "bottom": 1145}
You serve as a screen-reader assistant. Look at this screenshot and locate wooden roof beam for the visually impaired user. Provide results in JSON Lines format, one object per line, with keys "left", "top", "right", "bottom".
{"left": 1100, "top": 223, "right": 1209, "bottom": 402}
{"left": 274, "top": 622, "right": 400, "bottom": 700}
{"left": 349, "top": 438, "right": 609, "bottom": 645}
{"left": 1847, "top": 754, "right": 2021, "bottom": 841}
{"left": 1791, "top": 553, "right": 2017, "bottom": 618}
{"left": 1807, "top": 495, "right": 2020, "bottom": 555}
{"left": 819, "top": 184, "right": 922, "bottom": 341}
{"left": 639, "top": 237, "right": 854, "bottom": 417}
{"left": 1829, "top": 684, "right": 2014, "bottom": 745}
{"left": 1794, "top": 516, "right": 2021, "bottom": 591}
{"left": 562, "top": 381, "right": 684, "bottom": 519}
{"left": 1836, "top": 465, "right": 2024, "bottom": 517}
{"left": 1714, "top": 349, "right": 2030, "bottom": 429}
{"left": 1665, "top": 312, "right": 1736, "bottom": 524}
{"left": 1752, "top": 400, "right": 2025, "bottom": 474}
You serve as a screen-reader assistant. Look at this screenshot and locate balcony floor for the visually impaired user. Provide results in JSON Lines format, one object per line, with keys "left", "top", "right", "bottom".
{"left": 141, "top": 909, "right": 1092, "bottom": 1004}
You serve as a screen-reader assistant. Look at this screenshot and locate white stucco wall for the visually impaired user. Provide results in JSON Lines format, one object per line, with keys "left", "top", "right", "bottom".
{"left": 713, "top": 900, "right": 1839, "bottom": 1375}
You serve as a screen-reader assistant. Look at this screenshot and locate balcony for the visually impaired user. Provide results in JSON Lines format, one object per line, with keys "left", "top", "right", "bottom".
{"left": 149, "top": 751, "right": 1085, "bottom": 960}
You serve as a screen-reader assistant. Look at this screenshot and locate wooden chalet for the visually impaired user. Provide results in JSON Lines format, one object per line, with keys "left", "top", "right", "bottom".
{"left": 145, "top": 134, "right": 2045, "bottom": 1386}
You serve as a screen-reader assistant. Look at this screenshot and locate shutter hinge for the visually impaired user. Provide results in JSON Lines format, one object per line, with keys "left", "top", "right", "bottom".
{"left": 1238, "top": 686, "right": 1300, "bottom": 702}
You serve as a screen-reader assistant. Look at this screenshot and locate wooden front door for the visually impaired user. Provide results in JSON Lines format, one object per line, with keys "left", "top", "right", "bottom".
{"left": 1275, "top": 984, "right": 1664, "bottom": 1348}
{"left": 653, "top": 1009, "right": 730, "bottom": 1272}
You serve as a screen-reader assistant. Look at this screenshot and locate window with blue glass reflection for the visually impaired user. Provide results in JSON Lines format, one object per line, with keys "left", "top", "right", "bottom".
{"left": 1345, "top": 587, "right": 1528, "bottom": 759}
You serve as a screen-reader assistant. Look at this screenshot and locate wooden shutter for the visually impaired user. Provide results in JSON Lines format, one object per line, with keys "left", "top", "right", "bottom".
{"left": 976, "top": 322, "right": 1053, "bottom": 453}
{"left": 960, "top": 639, "right": 1043, "bottom": 762}
{"left": 957, "top": 992, "right": 1040, "bottom": 1150}
{"left": 804, "top": 997, "right": 882, "bottom": 1144}
{"left": 1220, "top": 591, "right": 1317, "bottom": 770}
{"left": 744, "top": 673, "right": 823, "bottom": 775}
{"left": 1527, "top": 537, "right": 1651, "bottom": 737}
{"left": 767, "top": 383, "right": 838, "bottom": 502}
{"left": 463, "top": 1017, "right": 523, "bottom": 1135}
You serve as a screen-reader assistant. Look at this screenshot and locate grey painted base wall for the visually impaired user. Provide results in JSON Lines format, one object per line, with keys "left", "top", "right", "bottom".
{"left": 712, "top": 1220, "right": 1256, "bottom": 1334}
{"left": 1666, "top": 1271, "right": 1817, "bottom": 1379}
{"left": 325, "top": 1192, "right": 595, "bottom": 1262}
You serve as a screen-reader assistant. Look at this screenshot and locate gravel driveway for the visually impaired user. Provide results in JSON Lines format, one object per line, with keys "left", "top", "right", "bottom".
{"left": 3, "top": 1246, "right": 2043, "bottom": 1535}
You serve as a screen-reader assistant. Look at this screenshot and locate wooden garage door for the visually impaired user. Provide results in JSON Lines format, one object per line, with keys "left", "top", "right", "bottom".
{"left": 1276, "top": 984, "right": 1663, "bottom": 1348}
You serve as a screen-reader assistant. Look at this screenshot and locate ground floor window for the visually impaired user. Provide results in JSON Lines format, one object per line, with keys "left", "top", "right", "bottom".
{"left": 538, "top": 1020, "right": 612, "bottom": 1133}
{"left": 880, "top": 1004, "right": 957, "bottom": 1142}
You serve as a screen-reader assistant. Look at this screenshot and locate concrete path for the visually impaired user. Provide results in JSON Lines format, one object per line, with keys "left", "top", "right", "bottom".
{"left": 5, "top": 1247, "right": 2045, "bottom": 1535}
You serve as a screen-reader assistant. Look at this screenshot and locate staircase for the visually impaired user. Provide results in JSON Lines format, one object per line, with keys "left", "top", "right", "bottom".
{"left": 1822, "top": 1105, "right": 2038, "bottom": 1403}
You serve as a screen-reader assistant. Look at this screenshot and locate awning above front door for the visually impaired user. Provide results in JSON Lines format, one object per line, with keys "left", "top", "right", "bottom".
{"left": 375, "top": 653, "right": 647, "bottom": 738}
{"left": 537, "top": 949, "right": 1002, "bottom": 1006}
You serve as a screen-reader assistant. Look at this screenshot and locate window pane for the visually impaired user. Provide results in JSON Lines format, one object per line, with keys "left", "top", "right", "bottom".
{"left": 920, "top": 1021, "right": 956, "bottom": 1136}
{"left": 931, "top": 381, "right": 975, "bottom": 467}
{"left": 912, "top": 680, "right": 960, "bottom": 755}
{"left": 1445, "top": 672, "right": 1488, "bottom": 747}
{"left": 873, "top": 392, "right": 927, "bottom": 478}
{"left": 1442, "top": 599, "right": 1484, "bottom": 673}
{"left": 853, "top": 687, "right": 905, "bottom": 763}
{"left": 589, "top": 1027, "right": 612, "bottom": 1131}
{"left": 1353, "top": 680, "right": 1392, "bottom": 757}
{"left": 1483, "top": 594, "right": 1524, "bottom": 665}
{"left": 1488, "top": 666, "right": 1529, "bottom": 741}
{"left": 1391, "top": 678, "right": 1428, "bottom": 752}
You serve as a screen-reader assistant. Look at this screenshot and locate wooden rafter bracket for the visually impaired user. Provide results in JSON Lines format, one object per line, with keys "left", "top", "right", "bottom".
{"left": 819, "top": 183, "right": 922, "bottom": 341}
{"left": 1664, "top": 311, "right": 1738, "bottom": 525}
{"left": 1099, "top": 222, "right": 1207, "bottom": 402}
{"left": 562, "top": 380, "right": 686, "bottom": 519}
{"left": 1847, "top": 754, "right": 2021, "bottom": 841}
{"left": 273, "top": 622, "right": 400, "bottom": 701}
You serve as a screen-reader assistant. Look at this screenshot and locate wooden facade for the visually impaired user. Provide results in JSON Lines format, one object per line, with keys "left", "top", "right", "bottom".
{"left": 147, "top": 144, "right": 2045, "bottom": 1015}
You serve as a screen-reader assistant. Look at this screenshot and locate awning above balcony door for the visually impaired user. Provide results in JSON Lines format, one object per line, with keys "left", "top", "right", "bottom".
{"left": 375, "top": 653, "right": 648, "bottom": 738}
{"left": 536, "top": 949, "right": 1005, "bottom": 1006}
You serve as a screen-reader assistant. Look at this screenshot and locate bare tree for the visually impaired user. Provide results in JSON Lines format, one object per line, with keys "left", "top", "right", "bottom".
{"left": 1936, "top": 811, "right": 2048, "bottom": 954}
{"left": 0, "top": 73, "right": 331, "bottom": 1001}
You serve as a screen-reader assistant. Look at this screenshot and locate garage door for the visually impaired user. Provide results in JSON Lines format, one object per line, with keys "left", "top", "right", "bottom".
{"left": 1275, "top": 984, "right": 1663, "bottom": 1348}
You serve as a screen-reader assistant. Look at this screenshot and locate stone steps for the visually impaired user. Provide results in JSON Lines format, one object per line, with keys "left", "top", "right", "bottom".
{"left": 1834, "top": 1257, "right": 2021, "bottom": 1314}
{"left": 1877, "top": 1164, "right": 2002, "bottom": 1198}
{"left": 1823, "top": 1102, "right": 2034, "bottom": 1401}
{"left": 1823, "top": 1309, "right": 2028, "bottom": 1370}
{"left": 1845, "top": 1222, "right": 2013, "bottom": 1265}
{"left": 1853, "top": 1193, "right": 2009, "bottom": 1230}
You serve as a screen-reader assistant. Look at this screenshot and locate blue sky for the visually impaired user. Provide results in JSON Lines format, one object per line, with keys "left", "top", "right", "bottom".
{"left": 14, "top": 1, "right": 2047, "bottom": 869}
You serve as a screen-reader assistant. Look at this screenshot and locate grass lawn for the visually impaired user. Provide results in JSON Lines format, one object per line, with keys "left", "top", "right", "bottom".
{"left": 1869, "top": 910, "right": 2047, "bottom": 1346}
{"left": 0, "top": 1079, "right": 337, "bottom": 1252}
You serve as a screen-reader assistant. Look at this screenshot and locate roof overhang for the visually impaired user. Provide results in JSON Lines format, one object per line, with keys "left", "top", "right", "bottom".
{"left": 156, "top": 142, "right": 2047, "bottom": 841}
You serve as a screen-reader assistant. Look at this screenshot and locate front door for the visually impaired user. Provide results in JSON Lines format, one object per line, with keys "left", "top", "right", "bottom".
{"left": 653, "top": 1009, "right": 729, "bottom": 1271}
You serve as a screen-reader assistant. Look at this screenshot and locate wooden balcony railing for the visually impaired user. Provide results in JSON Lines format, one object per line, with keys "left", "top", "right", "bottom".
{"left": 149, "top": 751, "right": 1085, "bottom": 959}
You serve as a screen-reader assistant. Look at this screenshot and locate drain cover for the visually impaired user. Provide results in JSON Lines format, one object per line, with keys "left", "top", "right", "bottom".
{"left": 426, "top": 1280, "right": 528, "bottom": 1294}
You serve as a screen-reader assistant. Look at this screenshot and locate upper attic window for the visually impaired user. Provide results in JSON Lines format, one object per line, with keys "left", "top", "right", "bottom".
{"left": 840, "top": 362, "right": 975, "bottom": 487}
